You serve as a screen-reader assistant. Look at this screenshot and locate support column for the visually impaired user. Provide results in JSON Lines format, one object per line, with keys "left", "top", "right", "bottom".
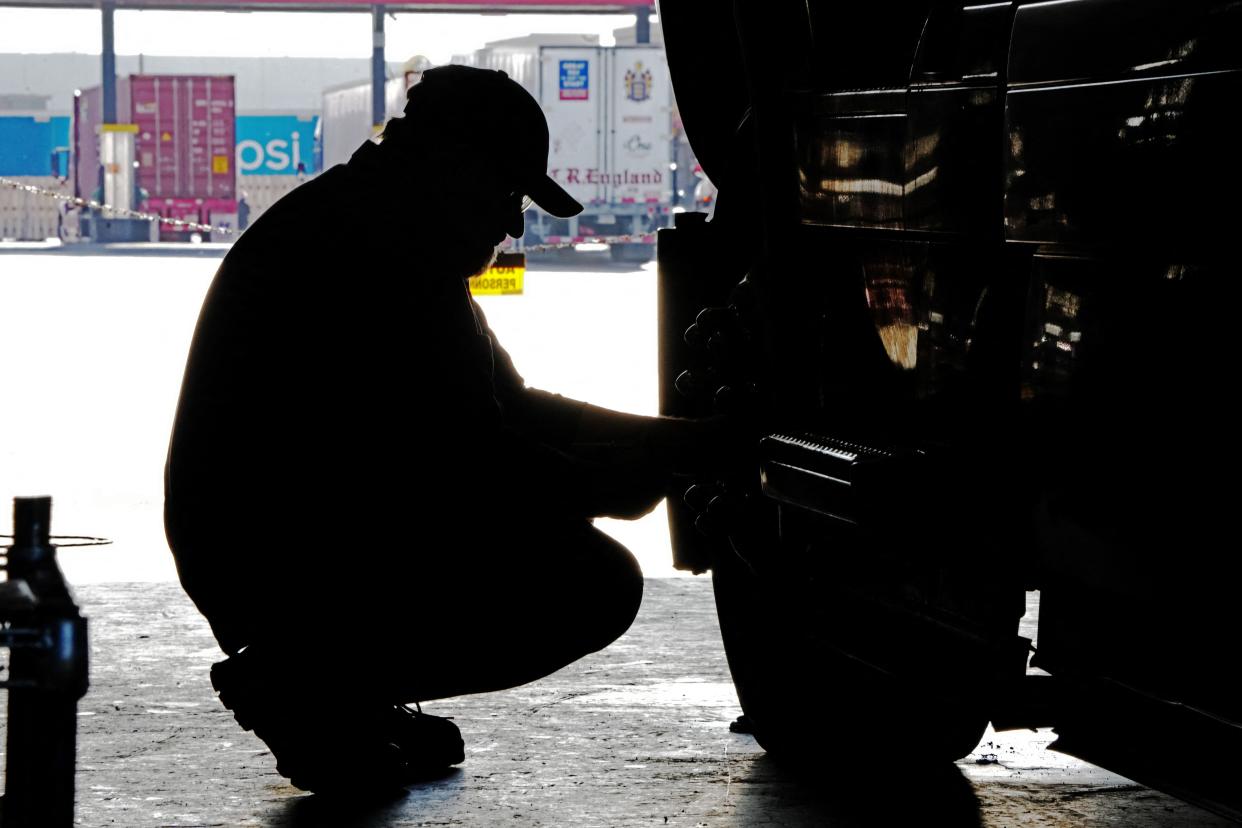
{"left": 95, "top": 0, "right": 119, "bottom": 238}
{"left": 101, "top": 1, "right": 117, "bottom": 124}
{"left": 372, "top": 5, "right": 386, "bottom": 132}
{"left": 635, "top": 5, "right": 651, "bottom": 44}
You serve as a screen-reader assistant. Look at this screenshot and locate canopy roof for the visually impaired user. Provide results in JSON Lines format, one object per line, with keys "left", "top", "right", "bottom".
{"left": 2, "top": 0, "right": 651, "bottom": 9}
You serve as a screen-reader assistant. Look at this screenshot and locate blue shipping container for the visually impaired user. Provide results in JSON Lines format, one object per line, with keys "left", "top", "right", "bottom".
{"left": 0, "top": 115, "right": 71, "bottom": 177}
{"left": 235, "top": 115, "right": 318, "bottom": 177}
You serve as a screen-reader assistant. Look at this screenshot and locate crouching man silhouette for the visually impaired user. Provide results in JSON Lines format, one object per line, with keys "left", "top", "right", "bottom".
{"left": 164, "top": 66, "right": 723, "bottom": 793}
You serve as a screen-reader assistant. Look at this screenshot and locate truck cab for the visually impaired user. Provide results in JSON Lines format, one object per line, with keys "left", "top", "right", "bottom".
{"left": 656, "top": 0, "right": 1242, "bottom": 817}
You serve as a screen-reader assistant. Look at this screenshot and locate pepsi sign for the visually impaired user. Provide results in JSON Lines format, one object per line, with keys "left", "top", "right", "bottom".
{"left": 235, "top": 115, "right": 319, "bottom": 177}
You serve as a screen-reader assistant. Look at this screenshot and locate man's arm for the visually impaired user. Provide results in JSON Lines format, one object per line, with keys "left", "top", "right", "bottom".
{"left": 474, "top": 296, "right": 737, "bottom": 519}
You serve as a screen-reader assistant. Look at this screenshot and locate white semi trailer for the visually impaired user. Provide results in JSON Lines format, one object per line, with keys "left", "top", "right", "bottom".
{"left": 317, "top": 56, "right": 432, "bottom": 171}
{"left": 466, "top": 35, "right": 675, "bottom": 261}
{"left": 319, "top": 43, "right": 673, "bottom": 260}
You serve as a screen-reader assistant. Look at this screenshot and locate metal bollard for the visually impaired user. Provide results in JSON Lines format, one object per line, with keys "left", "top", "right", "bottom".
{"left": 1, "top": 496, "right": 90, "bottom": 828}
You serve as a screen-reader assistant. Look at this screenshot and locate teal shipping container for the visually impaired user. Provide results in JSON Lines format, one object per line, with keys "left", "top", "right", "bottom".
{"left": 0, "top": 115, "right": 71, "bottom": 177}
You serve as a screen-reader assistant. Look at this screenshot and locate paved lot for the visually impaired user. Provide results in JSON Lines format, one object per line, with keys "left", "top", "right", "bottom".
{"left": 1, "top": 578, "right": 1230, "bottom": 827}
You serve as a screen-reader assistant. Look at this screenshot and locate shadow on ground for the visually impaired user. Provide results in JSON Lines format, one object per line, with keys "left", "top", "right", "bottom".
{"left": 268, "top": 770, "right": 465, "bottom": 828}
{"left": 724, "top": 754, "right": 983, "bottom": 827}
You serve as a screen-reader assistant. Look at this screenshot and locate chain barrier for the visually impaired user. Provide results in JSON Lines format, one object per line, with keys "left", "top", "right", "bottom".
{"left": 2, "top": 176, "right": 233, "bottom": 236}
{"left": 2, "top": 175, "right": 664, "bottom": 250}
{"left": 522, "top": 233, "right": 657, "bottom": 253}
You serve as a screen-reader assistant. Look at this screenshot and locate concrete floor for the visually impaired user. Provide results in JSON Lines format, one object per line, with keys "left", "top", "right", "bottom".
{"left": 2, "top": 578, "right": 1231, "bottom": 827}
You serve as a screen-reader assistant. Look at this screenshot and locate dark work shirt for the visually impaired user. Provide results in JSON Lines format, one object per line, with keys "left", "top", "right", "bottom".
{"left": 164, "top": 143, "right": 584, "bottom": 646}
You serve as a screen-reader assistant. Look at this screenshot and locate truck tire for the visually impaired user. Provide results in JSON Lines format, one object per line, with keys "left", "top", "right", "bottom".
{"left": 711, "top": 546, "right": 990, "bottom": 765}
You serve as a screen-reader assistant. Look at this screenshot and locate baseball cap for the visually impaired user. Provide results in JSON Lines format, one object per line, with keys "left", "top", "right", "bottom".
{"left": 403, "top": 66, "right": 583, "bottom": 227}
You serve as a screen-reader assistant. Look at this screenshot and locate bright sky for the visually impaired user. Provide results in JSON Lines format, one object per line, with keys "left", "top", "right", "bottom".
{"left": 0, "top": 8, "right": 646, "bottom": 64}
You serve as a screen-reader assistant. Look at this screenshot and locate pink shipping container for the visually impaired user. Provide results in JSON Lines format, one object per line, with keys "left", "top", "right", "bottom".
{"left": 74, "top": 75, "right": 236, "bottom": 203}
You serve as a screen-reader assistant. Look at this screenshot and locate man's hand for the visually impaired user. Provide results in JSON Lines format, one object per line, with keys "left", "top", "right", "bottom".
{"left": 563, "top": 404, "right": 756, "bottom": 519}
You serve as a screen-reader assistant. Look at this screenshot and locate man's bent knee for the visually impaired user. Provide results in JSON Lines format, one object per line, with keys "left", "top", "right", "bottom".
{"left": 573, "top": 526, "right": 644, "bottom": 656}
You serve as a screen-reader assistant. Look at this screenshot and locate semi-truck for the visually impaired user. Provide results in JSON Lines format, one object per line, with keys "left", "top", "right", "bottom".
{"left": 466, "top": 35, "right": 674, "bottom": 261}
{"left": 657, "top": 0, "right": 1242, "bottom": 819}
{"left": 318, "top": 43, "right": 674, "bottom": 261}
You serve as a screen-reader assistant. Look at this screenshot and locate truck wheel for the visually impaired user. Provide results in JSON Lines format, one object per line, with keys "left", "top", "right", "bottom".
{"left": 711, "top": 547, "right": 990, "bottom": 764}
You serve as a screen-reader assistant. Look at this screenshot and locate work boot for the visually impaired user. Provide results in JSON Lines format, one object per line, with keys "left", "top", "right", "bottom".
{"left": 210, "top": 650, "right": 464, "bottom": 794}
{"left": 386, "top": 702, "right": 466, "bottom": 773}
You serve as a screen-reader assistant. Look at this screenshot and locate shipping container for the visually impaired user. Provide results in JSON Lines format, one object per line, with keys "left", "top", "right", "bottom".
{"left": 0, "top": 114, "right": 70, "bottom": 239}
{"left": 75, "top": 75, "right": 236, "bottom": 202}
{"left": 232, "top": 114, "right": 320, "bottom": 229}
{"left": 72, "top": 86, "right": 100, "bottom": 200}
{"left": 0, "top": 114, "right": 71, "bottom": 177}
{"left": 235, "top": 114, "right": 318, "bottom": 177}
{"left": 74, "top": 74, "right": 237, "bottom": 239}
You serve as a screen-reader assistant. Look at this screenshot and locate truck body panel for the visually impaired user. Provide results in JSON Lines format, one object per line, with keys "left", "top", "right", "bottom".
{"left": 605, "top": 46, "right": 672, "bottom": 206}
{"left": 657, "top": 0, "right": 1242, "bottom": 818}
{"left": 319, "top": 77, "right": 407, "bottom": 170}
{"left": 540, "top": 47, "right": 606, "bottom": 207}
{"left": 463, "top": 37, "right": 675, "bottom": 252}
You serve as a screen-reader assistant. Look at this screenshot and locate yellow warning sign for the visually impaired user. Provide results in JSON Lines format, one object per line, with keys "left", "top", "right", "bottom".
{"left": 211, "top": 155, "right": 230, "bottom": 174}
{"left": 162, "top": 131, "right": 172, "bottom": 142}
{"left": 469, "top": 251, "right": 525, "bottom": 296}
